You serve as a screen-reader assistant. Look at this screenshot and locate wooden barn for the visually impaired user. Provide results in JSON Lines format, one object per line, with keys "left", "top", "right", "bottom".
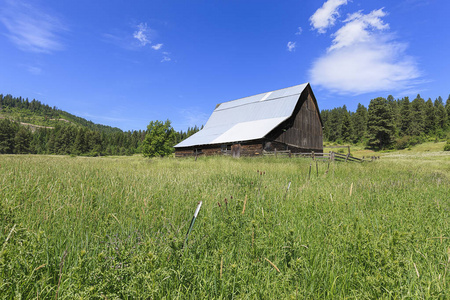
{"left": 174, "top": 83, "right": 323, "bottom": 157}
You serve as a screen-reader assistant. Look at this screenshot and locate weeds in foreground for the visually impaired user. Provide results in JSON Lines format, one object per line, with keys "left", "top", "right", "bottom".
{"left": 0, "top": 154, "right": 449, "bottom": 298}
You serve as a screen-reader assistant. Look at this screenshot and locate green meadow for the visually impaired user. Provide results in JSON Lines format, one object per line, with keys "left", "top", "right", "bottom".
{"left": 1, "top": 147, "right": 449, "bottom": 299}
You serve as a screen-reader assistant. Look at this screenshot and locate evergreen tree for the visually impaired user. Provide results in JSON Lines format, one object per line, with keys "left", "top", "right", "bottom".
{"left": 0, "top": 119, "right": 19, "bottom": 154}
{"left": 409, "top": 94, "right": 426, "bottom": 136}
{"left": 14, "top": 126, "right": 32, "bottom": 154}
{"left": 399, "top": 97, "right": 411, "bottom": 136}
{"left": 327, "top": 108, "right": 342, "bottom": 142}
{"left": 341, "top": 109, "right": 352, "bottom": 143}
{"left": 73, "top": 127, "right": 88, "bottom": 154}
{"left": 47, "top": 131, "right": 56, "bottom": 154}
{"left": 320, "top": 110, "right": 330, "bottom": 141}
{"left": 31, "top": 128, "right": 50, "bottom": 154}
{"left": 387, "top": 95, "right": 400, "bottom": 135}
{"left": 424, "top": 98, "right": 436, "bottom": 134}
{"left": 434, "top": 98, "right": 448, "bottom": 130}
{"left": 142, "top": 120, "right": 176, "bottom": 157}
{"left": 446, "top": 95, "right": 450, "bottom": 127}
{"left": 351, "top": 103, "right": 368, "bottom": 143}
{"left": 367, "top": 97, "right": 395, "bottom": 149}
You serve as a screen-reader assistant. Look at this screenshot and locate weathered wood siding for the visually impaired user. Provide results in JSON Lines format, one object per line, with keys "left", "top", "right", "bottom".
{"left": 175, "top": 143, "right": 263, "bottom": 157}
{"left": 271, "top": 87, "right": 323, "bottom": 151}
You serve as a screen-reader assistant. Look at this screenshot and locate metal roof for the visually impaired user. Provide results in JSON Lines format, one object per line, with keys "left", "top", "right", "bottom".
{"left": 175, "top": 83, "right": 309, "bottom": 148}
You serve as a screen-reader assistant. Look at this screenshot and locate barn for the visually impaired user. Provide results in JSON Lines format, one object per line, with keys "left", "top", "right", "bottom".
{"left": 174, "top": 83, "right": 323, "bottom": 157}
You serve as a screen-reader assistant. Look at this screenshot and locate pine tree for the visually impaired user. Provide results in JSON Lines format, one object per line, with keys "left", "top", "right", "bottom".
{"left": 326, "top": 108, "right": 342, "bottom": 142}
{"left": 434, "top": 98, "right": 448, "bottom": 130}
{"left": 320, "top": 110, "right": 330, "bottom": 141}
{"left": 367, "top": 97, "right": 395, "bottom": 149}
{"left": 73, "top": 128, "right": 88, "bottom": 154}
{"left": 0, "top": 119, "right": 19, "bottom": 154}
{"left": 409, "top": 94, "right": 426, "bottom": 136}
{"left": 399, "top": 97, "right": 411, "bottom": 136}
{"left": 446, "top": 95, "right": 450, "bottom": 127}
{"left": 351, "top": 103, "right": 368, "bottom": 143}
{"left": 424, "top": 98, "right": 436, "bottom": 134}
{"left": 341, "top": 109, "right": 352, "bottom": 143}
{"left": 14, "top": 126, "right": 32, "bottom": 154}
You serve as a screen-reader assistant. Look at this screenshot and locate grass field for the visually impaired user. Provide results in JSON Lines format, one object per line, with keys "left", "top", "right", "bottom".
{"left": 1, "top": 146, "right": 449, "bottom": 298}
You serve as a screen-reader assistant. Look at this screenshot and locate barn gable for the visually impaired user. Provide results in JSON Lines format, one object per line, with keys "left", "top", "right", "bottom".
{"left": 175, "top": 83, "right": 323, "bottom": 156}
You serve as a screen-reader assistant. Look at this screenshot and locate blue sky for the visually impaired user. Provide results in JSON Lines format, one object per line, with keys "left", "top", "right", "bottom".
{"left": 0, "top": 0, "right": 448, "bottom": 131}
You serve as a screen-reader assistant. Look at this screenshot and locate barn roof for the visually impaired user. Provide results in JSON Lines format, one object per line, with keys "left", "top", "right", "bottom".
{"left": 175, "top": 83, "right": 311, "bottom": 148}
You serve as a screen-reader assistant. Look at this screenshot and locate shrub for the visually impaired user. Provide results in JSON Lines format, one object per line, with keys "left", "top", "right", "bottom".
{"left": 444, "top": 140, "right": 450, "bottom": 151}
{"left": 395, "top": 136, "right": 410, "bottom": 150}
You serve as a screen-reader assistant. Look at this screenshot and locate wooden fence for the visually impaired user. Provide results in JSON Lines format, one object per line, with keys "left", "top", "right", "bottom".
{"left": 262, "top": 150, "right": 378, "bottom": 162}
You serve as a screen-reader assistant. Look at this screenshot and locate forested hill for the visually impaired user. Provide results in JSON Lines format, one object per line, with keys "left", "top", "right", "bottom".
{"left": 0, "top": 94, "right": 122, "bottom": 133}
{"left": 0, "top": 93, "right": 200, "bottom": 156}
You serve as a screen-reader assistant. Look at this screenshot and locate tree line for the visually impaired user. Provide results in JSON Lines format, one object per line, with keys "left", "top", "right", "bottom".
{"left": 321, "top": 94, "right": 450, "bottom": 150}
{"left": 0, "top": 94, "right": 200, "bottom": 156}
{"left": 3, "top": 92, "right": 448, "bottom": 156}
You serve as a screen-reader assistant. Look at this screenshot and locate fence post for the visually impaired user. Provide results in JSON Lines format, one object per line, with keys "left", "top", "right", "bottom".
{"left": 345, "top": 153, "right": 349, "bottom": 162}
{"left": 289, "top": 150, "right": 291, "bottom": 158}
{"left": 312, "top": 151, "right": 315, "bottom": 161}
{"left": 275, "top": 148, "right": 277, "bottom": 158}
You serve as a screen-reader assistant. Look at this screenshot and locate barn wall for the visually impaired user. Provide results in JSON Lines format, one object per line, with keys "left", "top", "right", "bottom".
{"left": 175, "top": 143, "right": 264, "bottom": 157}
{"left": 263, "top": 140, "right": 321, "bottom": 153}
{"left": 272, "top": 87, "right": 323, "bottom": 151}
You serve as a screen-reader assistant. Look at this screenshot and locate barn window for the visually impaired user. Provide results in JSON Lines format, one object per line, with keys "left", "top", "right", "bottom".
{"left": 221, "top": 144, "right": 231, "bottom": 153}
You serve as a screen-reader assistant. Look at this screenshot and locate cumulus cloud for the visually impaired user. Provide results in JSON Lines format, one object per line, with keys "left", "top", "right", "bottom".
{"left": 295, "top": 27, "right": 303, "bottom": 35}
{"left": 0, "top": 0, "right": 66, "bottom": 53}
{"left": 329, "top": 9, "right": 389, "bottom": 51}
{"left": 310, "top": 0, "right": 348, "bottom": 34}
{"left": 133, "top": 23, "right": 151, "bottom": 46}
{"left": 309, "top": 6, "right": 420, "bottom": 94}
{"left": 151, "top": 43, "right": 163, "bottom": 50}
{"left": 287, "top": 41, "right": 296, "bottom": 52}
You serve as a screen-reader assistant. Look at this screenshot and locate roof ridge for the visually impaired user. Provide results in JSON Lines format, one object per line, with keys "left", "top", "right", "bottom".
{"left": 215, "top": 83, "right": 308, "bottom": 107}
{"left": 214, "top": 93, "right": 301, "bottom": 112}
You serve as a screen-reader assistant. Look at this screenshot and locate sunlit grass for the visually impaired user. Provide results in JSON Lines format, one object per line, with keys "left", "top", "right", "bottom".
{"left": 1, "top": 153, "right": 449, "bottom": 298}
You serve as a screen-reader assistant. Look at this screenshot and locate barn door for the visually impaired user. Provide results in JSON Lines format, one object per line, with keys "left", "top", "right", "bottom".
{"left": 231, "top": 144, "right": 241, "bottom": 158}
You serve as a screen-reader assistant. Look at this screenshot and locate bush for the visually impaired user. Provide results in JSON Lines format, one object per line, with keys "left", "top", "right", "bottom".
{"left": 408, "top": 135, "right": 424, "bottom": 147}
{"left": 395, "top": 136, "right": 410, "bottom": 150}
{"left": 444, "top": 140, "right": 450, "bottom": 151}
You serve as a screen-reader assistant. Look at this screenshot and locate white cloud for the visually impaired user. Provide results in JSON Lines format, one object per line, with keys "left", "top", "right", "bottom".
{"left": 310, "top": 0, "right": 348, "bottom": 34}
{"left": 287, "top": 41, "right": 296, "bottom": 52}
{"left": 133, "top": 23, "right": 151, "bottom": 46}
{"left": 329, "top": 8, "right": 389, "bottom": 51}
{"left": 0, "top": 0, "right": 65, "bottom": 53}
{"left": 152, "top": 43, "right": 163, "bottom": 50}
{"left": 295, "top": 27, "right": 303, "bottom": 35}
{"left": 309, "top": 8, "right": 420, "bottom": 94}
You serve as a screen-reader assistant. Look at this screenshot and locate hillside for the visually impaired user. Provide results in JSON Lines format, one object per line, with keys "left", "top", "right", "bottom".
{"left": 0, "top": 93, "right": 200, "bottom": 156}
{"left": 0, "top": 93, "right": 148, "bottom": 156}
{"left": 0, "top": 94, "right": 122, "bottom": 133}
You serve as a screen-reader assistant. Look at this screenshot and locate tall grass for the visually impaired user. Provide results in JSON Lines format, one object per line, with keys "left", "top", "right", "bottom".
{"left": 0, "top": 154, "right": 449, "bottom": 298}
